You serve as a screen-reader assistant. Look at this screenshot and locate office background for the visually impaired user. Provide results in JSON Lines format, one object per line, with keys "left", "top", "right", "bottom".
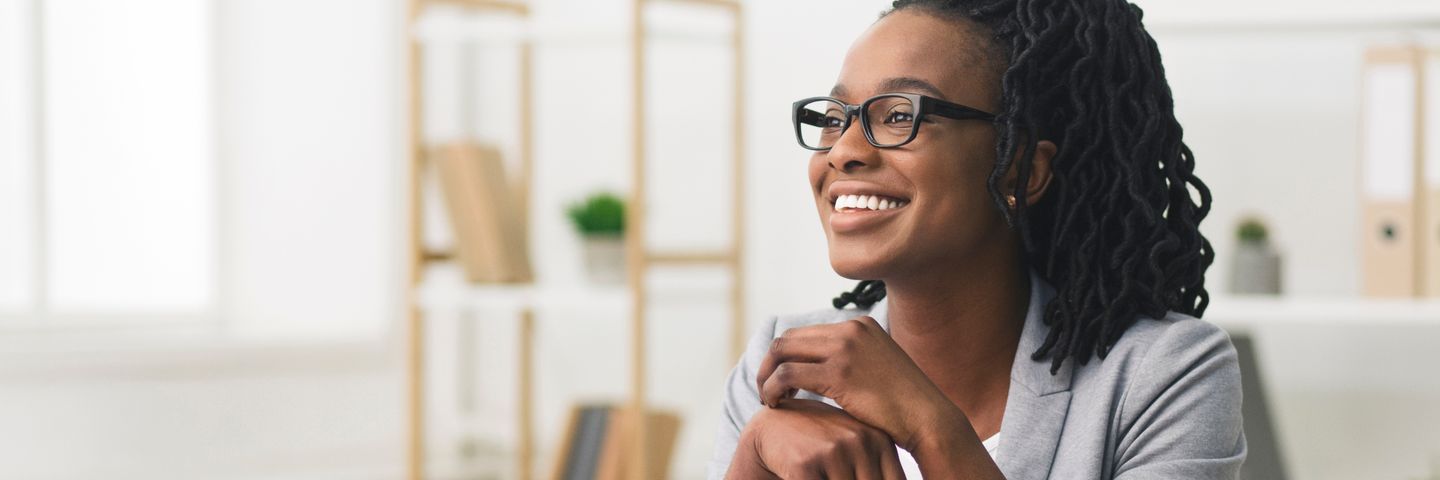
{"left": 2, "top": 0, "right": 1439, "bottom": 479}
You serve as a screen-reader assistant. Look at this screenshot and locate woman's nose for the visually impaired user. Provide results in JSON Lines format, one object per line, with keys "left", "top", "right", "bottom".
{"left": 826, "top": 121, "right": 879, "bottom": 173}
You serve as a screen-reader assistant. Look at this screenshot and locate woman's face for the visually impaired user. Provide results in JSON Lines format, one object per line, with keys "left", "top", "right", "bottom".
{"left": 809, "top": 10, "right": 1011, "bottom": 282}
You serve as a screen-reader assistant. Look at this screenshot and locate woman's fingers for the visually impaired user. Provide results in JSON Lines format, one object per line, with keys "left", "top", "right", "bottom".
{"left": 759, "top": 362, "right": 828, "bottom": 407}
{"left": 819, "top": 442, "right": 859, "bottom": 480}
{"left": 822, "top": 462, "right": 858, "bottom": 480}
{"left": 755, "top": 328, "right": 832, "bottom": 394}
{"left": 755, "top": 319, "right": 877, "bottom": 399}
{"left": 854, "top": 440, "right": 886, "bottom": 480}
{"left": 853, "top": 423, "right": 904, "bottom": 480}
{"left": 747, "top": 400, "right": 908, "bottom": 480}
{"left": 879, "top": 443, "right": 906, "bottom": 479}
{"left": 858, "top": 427, "right": 906, "bottom": 480}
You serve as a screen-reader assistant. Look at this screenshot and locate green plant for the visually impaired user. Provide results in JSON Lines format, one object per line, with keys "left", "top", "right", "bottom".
{"left": 1237, "top": 217, "right": 1268, "bottom": 244}
{"left": 567, "top": 192, "right": 625, "bottom": 236}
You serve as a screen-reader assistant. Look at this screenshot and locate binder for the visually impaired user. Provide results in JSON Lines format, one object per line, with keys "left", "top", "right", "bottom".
{"left": 1360, "top": 47, "right": 1422, "bottom": 297}
{"left": 1421, "top": 49, "right": 1440, "bottom": 297}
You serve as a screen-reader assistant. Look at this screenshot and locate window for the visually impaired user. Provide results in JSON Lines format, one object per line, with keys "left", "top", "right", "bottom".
{"left": 0, "top": 0, "right": 215, "bottom": 323}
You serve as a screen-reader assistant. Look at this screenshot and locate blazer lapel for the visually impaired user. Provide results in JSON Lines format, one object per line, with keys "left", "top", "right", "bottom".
{"left": 996, "top": 275, "right": 1074, "bottom": 480}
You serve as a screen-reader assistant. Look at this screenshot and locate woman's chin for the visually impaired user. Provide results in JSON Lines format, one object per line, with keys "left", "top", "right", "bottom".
{"left": 827, "top": 251, "right": 891, "bottom": 281}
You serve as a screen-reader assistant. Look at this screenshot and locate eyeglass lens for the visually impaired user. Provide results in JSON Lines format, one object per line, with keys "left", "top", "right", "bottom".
{"left": 796, "top": 95, "right": 916, "bottom": 149}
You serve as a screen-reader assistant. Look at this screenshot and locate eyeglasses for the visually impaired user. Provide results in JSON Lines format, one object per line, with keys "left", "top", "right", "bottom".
{"left": 791, "top": 93, "right": 996, "bottom": 151}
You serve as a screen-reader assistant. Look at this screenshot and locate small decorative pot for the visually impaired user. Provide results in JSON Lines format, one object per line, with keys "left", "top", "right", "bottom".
{"left": 1230, "top": 239, "right": 1282, "bottom": 295}
{"left": 582, "top": 234, "right": 625, "bottom": 285}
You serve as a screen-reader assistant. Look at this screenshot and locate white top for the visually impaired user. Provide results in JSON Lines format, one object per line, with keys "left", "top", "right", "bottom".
{"left": 897, "top": 432, "right": 1000, "bottom": 479}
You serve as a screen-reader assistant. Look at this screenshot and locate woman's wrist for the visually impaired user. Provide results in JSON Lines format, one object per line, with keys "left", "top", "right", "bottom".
{"left": 726, "top": 428, "right": 778, "bottom": 480}
{"left": 910, "top": 397, "right": 970, "bottom": 456}
{"left": 910, "top": 400, "right": 1006, "bottom": 479}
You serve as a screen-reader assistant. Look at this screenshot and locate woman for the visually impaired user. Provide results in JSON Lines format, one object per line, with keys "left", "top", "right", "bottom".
{"left": 707, "top": 0, "right": 1244, "bottom": 479}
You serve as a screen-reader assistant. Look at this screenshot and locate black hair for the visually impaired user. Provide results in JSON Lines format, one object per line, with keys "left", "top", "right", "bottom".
{"left": 832, "top": 0, "right": 1214, "bottom": 373}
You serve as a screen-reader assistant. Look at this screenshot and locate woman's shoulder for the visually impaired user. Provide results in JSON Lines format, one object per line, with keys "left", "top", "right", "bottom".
{"left": 1056, "top": 311, "right": 1247, "bottom": 474}
{"left": 1066, "top": 310, "right": 1243, "bottom": 416}
{"left": 1092, "top": 310, "right": 1237, "bottom": 374}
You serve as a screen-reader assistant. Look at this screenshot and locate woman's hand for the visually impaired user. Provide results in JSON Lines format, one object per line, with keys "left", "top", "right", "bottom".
{"left": 755, "top": 316, "right": 962, "bottom": 452}
{"left": 726, "top": 398, "right": 906, "bottom": 480}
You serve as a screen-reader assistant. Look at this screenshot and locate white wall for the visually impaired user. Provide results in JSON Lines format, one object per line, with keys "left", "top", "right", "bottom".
{"left": 218, "top": 0, "right": 401, "bottom": 341}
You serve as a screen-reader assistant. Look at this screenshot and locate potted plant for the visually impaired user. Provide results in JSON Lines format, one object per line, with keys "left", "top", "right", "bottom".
{"left": 567, "top": 192, "right": 626, "bottom": 284}
{"left": 1230, "top": 217, "right": 1282, "bottom": 295}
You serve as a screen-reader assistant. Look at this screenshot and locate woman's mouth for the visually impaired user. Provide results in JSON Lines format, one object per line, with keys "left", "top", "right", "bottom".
{"left": 828, "top": 194, "right": 909, "bottom": 234}
{"left": 832, "top": 194, "right": 909, "bottom": 213}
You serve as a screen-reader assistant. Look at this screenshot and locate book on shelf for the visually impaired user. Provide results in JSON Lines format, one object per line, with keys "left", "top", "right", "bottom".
{"left": 551, "top": 404, "right": 681, "bottom": 480}
{"left": 433, "top": 141, "right": 534, "bottom": 284}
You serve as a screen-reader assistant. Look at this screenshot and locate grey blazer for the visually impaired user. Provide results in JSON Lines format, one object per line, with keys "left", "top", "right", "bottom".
{"left": 706, "top": 274, "right": 1246, "bottom": 479}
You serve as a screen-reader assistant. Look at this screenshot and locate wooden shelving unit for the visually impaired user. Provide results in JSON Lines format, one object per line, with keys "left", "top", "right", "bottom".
{"left": 403, "top": 1, "right": 746, "bottom": 479}
{"left": 404, "top": 2, "right": 533, "bottom": 480}
{"left": 627, "top": 0, "right": 745, "bottom": 477}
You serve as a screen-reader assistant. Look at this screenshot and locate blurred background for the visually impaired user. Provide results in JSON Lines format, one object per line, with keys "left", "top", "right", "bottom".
{"left": 4, "top": 0, "right": 1440, "bottom": 479}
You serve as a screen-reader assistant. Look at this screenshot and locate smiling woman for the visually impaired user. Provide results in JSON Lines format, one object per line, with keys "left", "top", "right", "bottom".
{"left": 707, "top": 0, "right": 1241, "bottom": 479}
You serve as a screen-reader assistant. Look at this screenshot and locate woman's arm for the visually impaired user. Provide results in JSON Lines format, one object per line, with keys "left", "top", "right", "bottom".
{"left": 705, "top": 317, "right": 777, "bottom": 480}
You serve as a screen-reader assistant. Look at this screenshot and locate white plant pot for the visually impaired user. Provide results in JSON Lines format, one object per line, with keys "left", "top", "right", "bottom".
{"left": 1230, "top": 240, "right": 1282, "bottom": 295}
{"left": 582, "top": 234, "right": 626, "bottom": 285}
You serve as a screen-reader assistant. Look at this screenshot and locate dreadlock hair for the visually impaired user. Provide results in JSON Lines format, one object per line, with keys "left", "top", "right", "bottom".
{"left": 831, "top": 0, "right": 1214, "bottom": 373}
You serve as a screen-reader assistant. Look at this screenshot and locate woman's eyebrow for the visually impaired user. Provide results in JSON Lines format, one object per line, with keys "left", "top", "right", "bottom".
{"left": 829, "top": 77, "right": 947, "bottom": 100}
{"left": 878, "top": 77, "right": 946, "bottom": 97}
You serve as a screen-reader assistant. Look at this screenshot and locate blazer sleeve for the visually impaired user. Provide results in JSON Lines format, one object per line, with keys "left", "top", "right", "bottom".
{"left": 704, "top": 316, "right": 778, "bottom": 480}
{"left": 1112, "top": 318, "right": 1248, "bottom": 480}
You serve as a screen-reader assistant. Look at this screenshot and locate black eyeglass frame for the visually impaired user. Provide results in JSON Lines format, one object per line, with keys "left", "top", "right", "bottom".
{"left": 791, "top": 93, "right": 997, "bottom": 151}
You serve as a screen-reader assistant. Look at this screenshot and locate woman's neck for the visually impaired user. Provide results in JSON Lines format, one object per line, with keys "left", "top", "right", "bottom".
{"left": 880, "top": 256, "right": 1031, "bottom": 431}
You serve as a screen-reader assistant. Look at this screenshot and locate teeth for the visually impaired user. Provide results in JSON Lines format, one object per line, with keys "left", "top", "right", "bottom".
{"left": 833, "top": 194, "right": 908, "bottom": 212}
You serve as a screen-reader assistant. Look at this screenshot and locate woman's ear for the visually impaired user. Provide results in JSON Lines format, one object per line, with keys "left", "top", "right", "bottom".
{"left": 1004, "top": 140, "right": 1056, "bottom": 207}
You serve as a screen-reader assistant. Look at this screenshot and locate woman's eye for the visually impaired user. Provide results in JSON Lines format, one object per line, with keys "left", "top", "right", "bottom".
{"left": 823, "top": 116, "right": 845, "bottom": 129}
{"left": 884, "top": 111, "right": 914, "bottom": 125}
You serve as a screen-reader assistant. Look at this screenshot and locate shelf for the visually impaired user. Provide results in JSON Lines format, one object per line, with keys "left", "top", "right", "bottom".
{"left": 422, "top": 0, "right": 530, "bottom": 15}
{"left": 414, "top": 263, "right": 731, "bottom": 314}
{"left": 1140, "top": 3, "right": 1440, "bottom": 32}
{"left": 1205, "top": 294, "right": 1440, "bottom": 334}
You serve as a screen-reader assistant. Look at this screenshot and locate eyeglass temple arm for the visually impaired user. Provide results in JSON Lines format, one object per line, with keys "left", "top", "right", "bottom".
{"left": 927, "top": 98, "right": 997, "bottom": 121}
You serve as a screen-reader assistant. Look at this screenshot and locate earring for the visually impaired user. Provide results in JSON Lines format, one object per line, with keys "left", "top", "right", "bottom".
{"left": 1006, "top": 195, "right": 1017, "bottom": 209}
